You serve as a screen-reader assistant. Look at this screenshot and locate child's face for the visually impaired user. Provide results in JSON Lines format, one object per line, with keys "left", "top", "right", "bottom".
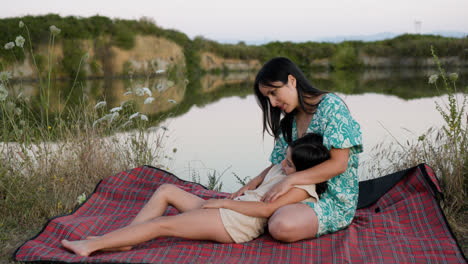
{"left": 281, "top": 147, "right": 297, "bottom": 175}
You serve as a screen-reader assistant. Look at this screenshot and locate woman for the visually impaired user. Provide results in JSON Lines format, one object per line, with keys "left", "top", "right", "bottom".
{"left": 230, "top": 57, "right": 363, "bottom": 241}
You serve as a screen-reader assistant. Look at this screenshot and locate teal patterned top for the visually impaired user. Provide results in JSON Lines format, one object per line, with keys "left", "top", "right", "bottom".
{"left": 270, "top": 93, "right": 363, "bottom": 237}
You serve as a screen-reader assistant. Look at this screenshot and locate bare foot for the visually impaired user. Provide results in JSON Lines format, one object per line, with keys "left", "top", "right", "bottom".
{"left": 86, "top": 236, "right": 132, "bottom": 252}
{"left": 61, "top": 239, "right": 92, "bottom": 256}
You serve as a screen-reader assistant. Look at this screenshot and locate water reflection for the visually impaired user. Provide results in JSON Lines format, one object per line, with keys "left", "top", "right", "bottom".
{"left": 8, "top": 68, "right": 467, "bottom": 126}
{"left": 163, "top": 92, "right": 465, "bottom": 192}
{"left": 5, "top": 69, "right": 467, "bottom": 191}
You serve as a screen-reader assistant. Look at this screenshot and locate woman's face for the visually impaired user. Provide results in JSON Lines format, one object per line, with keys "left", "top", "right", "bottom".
{"left": 281, "top": 147, "right": 297, "bottom": 175}
{"left": 258, "top": 75, "right": 298, "bottom": 113}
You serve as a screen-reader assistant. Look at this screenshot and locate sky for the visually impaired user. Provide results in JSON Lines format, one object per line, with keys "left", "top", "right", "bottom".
{"left": 1, "top": 0, "right": 468, "bottom": 43}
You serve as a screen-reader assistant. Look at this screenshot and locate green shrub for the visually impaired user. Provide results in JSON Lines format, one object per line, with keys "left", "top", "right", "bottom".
{"left": 61, "top": 39, "right": 87, "bottom": 80}
{"left": 332, "top": 44, "right": 363, "bottom": 70}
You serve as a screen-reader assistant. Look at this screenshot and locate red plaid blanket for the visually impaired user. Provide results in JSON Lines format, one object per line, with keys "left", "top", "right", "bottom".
{"left": 14, "top": 164, "right": 466, "bottom": 263}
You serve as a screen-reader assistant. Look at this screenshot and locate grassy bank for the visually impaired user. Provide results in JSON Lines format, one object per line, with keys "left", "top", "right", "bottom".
{"left": 0, "top": 21, "right": 176, "bottom": 262}
{"left": 367, "top": 50, "right": 467, "bottom": 255}
{"left": 1, "top": 15, "right": 467, "bottom": 81}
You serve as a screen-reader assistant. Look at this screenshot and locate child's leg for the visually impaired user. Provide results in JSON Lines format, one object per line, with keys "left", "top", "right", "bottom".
{"left": 62, "top": 208, "right": 233, "bottom": 256}
{"left": 130, "top": 183, "right": 206, "bottom": 225}
{"left": 87, "top": 184, "right": 206, "bottom": 251}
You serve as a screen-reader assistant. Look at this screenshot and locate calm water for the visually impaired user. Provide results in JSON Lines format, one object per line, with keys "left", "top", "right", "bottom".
{"left": 8, "top": 69, "right": 468, "bottom": 192}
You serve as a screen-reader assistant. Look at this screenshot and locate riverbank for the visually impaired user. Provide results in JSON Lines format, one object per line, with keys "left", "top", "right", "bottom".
{"left": 1, "top": 15, "right": 467, "bottom": 83}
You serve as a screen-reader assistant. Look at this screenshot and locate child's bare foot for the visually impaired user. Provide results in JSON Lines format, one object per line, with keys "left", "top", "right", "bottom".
{"left": 86, "top": 236, "right": 132, "bottom": 252}
{"left": 61, "top": 239, "right": 92, "bottom": 256}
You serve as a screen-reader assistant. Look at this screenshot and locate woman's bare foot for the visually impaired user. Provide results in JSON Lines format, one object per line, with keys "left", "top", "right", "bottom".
{"left": 61, "top": 239, "right": 92, "bottom": 257}
{"left": 86, "top": 236, "right": 132, "bottom": 252}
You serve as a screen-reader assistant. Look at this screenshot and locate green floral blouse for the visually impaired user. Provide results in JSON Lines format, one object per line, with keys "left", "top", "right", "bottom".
{"left": 270, "top": 93, "right": 363, "bottom": 237}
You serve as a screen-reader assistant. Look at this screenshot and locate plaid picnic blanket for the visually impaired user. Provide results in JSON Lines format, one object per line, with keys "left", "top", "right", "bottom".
{"left": 14, "top": 164, "right": 466, "bottom": 263}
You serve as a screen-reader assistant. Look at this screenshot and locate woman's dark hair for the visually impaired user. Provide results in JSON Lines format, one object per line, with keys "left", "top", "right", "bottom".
{"left": 254, "top": 57, "right": 327, "bottom": 143}
{"left": 289, "top": 133, "right": 330, "bottom": 195}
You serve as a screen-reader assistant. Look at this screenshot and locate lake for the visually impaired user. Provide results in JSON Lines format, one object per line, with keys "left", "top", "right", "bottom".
{"left": 8, "top": 68, "right": 467, "bottom": 192}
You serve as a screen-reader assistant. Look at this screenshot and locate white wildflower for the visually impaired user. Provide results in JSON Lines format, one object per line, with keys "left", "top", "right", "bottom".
{"left": 19, "top": 120, "right": 26, "bottom": 126}
{"left": 135, "top": 88, "right": 145, "bottom": 96}
{"left": 167, "top": 81, "right": 175, "bottom": 87}
{"left": 129, "top": 112, "right": 140, "bottom": 120}
{"left": 0, "top": 71, "right": 12, "bottom": 82}
{"left": 4, "top": 42, "right": 15, "bottom": 50}
{"left": 140, "top": 114, "right": 148, "bottom": 121}
{"left": 449, "top": 72, "right": 459, "bottom": 82}
{"left": 49, "top": 25, "right": 61, "bottom": 35}
{"left": 19, "top": 21, "right": 24, "bottom": 28}
{"left": 156, "top": 69, "right": 165, "bottom": 74}
{"left": 123, "top": 91, "right": 132, "bottom": 96}
{"left": 144, "top": 97, "right": 154, "bottom": 104}
{"left": 94, "top": 101, "right": 107, "bottom": 109}
{"left": 136, "top": 87, "right": 152, "bottom": 97}
{"left": 110, "top": 106, "right": 122, "bottom": 113}
{"left": 168, "top": 99, "right": 176, "bottom": 104}
{"left": 14, "top": 107, "right": 22, "bottom": 116}
{"left": 428, "top": 74, "right": 438, "bottom": 84}
{"left": 15, "top": 36, "right": 25, "bottom": 48}
{"left": 110, "top": 112, "right": 119, "bottom": 122}
{"left": 0, "top": 84, "right": 8, "bottom": 101}
{"left": 121, "top": 120, "right": 133, "bottom": 128}
{"left": 77, "top": 192, "right": 87, "bottom": 205}
{"left": 142, "top": 87, "right": 152, "bottom": 96}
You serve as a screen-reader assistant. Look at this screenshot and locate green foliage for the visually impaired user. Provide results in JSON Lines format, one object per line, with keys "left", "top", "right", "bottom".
{"left": 232, "top": 172, "right": 251, "bottom": 186}
{"left": 61, "top": 39, "right": 87, "bottom": 80}
{"left": 35, "top": 53, "right": 47, "bottom": 75}
{"left": 430, "top": 47, "right": 467, "bottom": 210}
{"left": 122, "top": 60, "right": 134, "bottom": 76}
{"left": 89, "top": 58, "right": 101, "bottom": 76}
{"left": 331, "top": 44, "right": 363, "bottom": 70}
{"left": 191, "top": 168, "right": 225, "bottom": 192}
{"left": 110, "top": 19, "right": 135, "bottom": 50}
{"left": 369, "top": 47, "right": 467, "bottom": 217}
{"left": 363, "top": 34, "right": 468, "bottom": 58}
{"left": 206, "top": 171, "right": 224, "bottom": 192}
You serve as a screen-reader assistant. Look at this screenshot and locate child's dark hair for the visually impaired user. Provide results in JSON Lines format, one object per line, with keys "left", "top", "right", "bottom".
{"left": 289, "top": 133, "right": 329, "bottom": 195}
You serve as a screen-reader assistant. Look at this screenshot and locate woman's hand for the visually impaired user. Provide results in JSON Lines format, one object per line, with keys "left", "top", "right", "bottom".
{"left": 229, "top": 182, "right": 255, "bottom": 199}
{"left": 202, "top": 199, "right": 226, "bottom": 209}
{"left": 261, "top": 178, "right": 293, "bottom": 203}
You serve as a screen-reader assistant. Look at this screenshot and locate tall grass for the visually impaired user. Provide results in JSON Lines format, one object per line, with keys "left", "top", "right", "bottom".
{"left": 367, "top": 47, "right": 467, "bottom": 252}
{"left": 0, "top": 21, "right": 172, "bottom": 262}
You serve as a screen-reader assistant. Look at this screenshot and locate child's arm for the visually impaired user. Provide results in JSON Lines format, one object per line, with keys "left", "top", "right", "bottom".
{"left": 203, "top": 188, "right": 311, "bottom": 218}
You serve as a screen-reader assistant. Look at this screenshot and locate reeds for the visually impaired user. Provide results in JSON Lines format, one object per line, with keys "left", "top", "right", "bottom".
{"left": 366, "top": 47, "right": 467, "bottom": 253}
{"left": 0, "top": 21, "right": 172, "bottom": 262}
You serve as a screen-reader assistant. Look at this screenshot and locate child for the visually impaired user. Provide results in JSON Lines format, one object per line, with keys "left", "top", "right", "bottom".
{"left": 62, "top": 133, "right": 330, "bottom": 256}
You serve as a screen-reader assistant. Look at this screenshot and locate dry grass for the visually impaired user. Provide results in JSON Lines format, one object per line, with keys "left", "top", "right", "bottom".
{"left": 366, "top": 124, "right": 467, "bottom": 256}
{"left": 0, "top": 122, "right": 169, "bottom": 262}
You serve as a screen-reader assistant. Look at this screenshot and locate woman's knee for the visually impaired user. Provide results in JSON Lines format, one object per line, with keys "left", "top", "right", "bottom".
{"left": 268, "top": 213, "right": 297, "bottom": 242}
{"left": 268, "top": 204, "right": 318, "bottom": 242}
